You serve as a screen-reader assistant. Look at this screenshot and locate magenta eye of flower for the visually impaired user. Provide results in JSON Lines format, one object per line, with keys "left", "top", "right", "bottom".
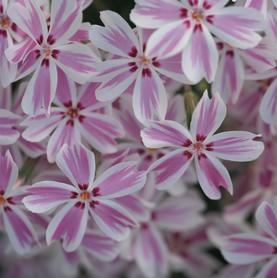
{"left": 193, "top": 142, "right": 205, "bottom": 154}
{"left": 79, "top": 191, "right": 90, "bottom": 200}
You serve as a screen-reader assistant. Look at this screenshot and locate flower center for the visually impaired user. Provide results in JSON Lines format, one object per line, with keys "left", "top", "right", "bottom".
{"left": 0, "top": 16, "right": 10, "bottom": 29}
{"left": 0, "top": 195, "right": 6, "bottom": 206}
{"left": 140, "top": 55, "right": 151, "bottom": 67}
{"left": 193, "top": 142, "right": 205, "bottom": 155}
{"left": 67, "top": 107, "right": 79, "bottom": 119}
{"left": 191, "top": 10, "right": 204, "bottom": 21}
{"left": 79, "top": 191, "right": 90, "bottom": 200}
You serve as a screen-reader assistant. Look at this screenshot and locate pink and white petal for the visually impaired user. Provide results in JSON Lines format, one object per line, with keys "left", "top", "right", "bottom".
{"left": 266, "top": 12, "right": 277, "bottom": 44}
{"left": 93, "top": 162, "right": 146, "bottom": 198}
{"left": 150, "top": 149, "right": 193, "bottom": 190}
{"left": 91, "top": 199, "right": 137, "bottom": 241}
{"left": 212, "top": 49, "right": 244, "bottom": 104}
{"left": 3, "top": 205, "right": 37, "bottom": 254}
{"left": 133, "top": 69, "right": 167, "bottom": 124}
{"left": 0, "top": 151, "right": 18, "bottom": 195}
{"left": 22, "top": 58, "right": 57, "bottom": 116}
{"left": 221, "top": 234, "right": 275, "bottom": 264}
{"left": 216, "top": 265, "right": 255, "bottom": 278}
{"left": 202, "top": 0, "right": 229, "bottom": 11}
{"left": 77, "top": 82, "right": 104, "bottom": 111}
{"left": 5, "top": 38, "right": 36, "bottom": 64}
{"left": 81, "top": 231, "right": 119, "bottom": 261}
{"left": 47, "top": 119, "right": 81, "bottom": 163}
{"left": 256, "top": 257, "right": 277, "bottom": 278}
{"left": 0, "top": 127, "right": 20, "bottom": 145}
{"left": 145, "top": 20, "right": 193, "bottom": 59}
{"left": 260, "top": 79, "right": 277, "bottom": 126}
{"left": 115, "top": 195, "right": 149, "bottom": 222}
{"left": 55, "top": 43, "right": 99, "bottom": 84}
{"left": 90, "top": 11, "right": 140, "bottom": 57}
{"left": 49, "top": 0, "right": 82, "bottom": 44}
{"left": 130, "top": 0, "right": 184, "bottom": 28}
{"left": 182, "top": 24, "right": 218, "bottom": 83}
{"left": 7, "top": 0, "right": 48, "bottom": 42}
{"left": 134, "top": 224, "right": 168, "bottom": 278}
{"left": 78, "top": 112, "right": 124, "bottom": 153}
{"left": 256, "top": 201, "right": 277, "bottom": 240}
{"left": 245, "top": 0, "right": 267, "bottom": 15}
{"left": 46, "top": 201, "right": 88, "bottom": 252}
{"left": 23, "top": 181, "right": 75, "bottom": 213}
{"left": 195, "top": 154, "right": 233, "bottom": 200}
{"left": 95, "top": 61, "right": 138, "bottom": 102}
{"left": 141, "top": 120, "right": 192, "bottom": 148}
{"left": 21, "top": 109, "right": 62, "bottom": 142}
{"left": 69, "top": 22, "right": 91, "bottom": 42}
{"left": 156, "top": 53, "right": 191, "bottom": 83}
{"left": 208, "top": 131, "right": 264, "bottom": 162}
{"left": 0, "top": 109, "right": 20, "bottom": 125}
{"left": 154, "top": 196, "right": 204, "bottom": 231}
{"left": 190, "top": 91, "right": 226, "bottom": 139}
{"left": 54, "top": 68, "right": 77, "bottom": 107}
{"left": 206, "top": 7, "right": 263, "bottom": 49}
{"left": 166, "top": 95, "right": 186, "bottom": 122}
{"left": 56, "top": 144, "right": 95, "bottom": 189}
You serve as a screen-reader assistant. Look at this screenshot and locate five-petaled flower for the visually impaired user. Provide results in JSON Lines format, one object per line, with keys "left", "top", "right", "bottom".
{"left": 23, "top": 144, "right": 147, "bottom": 251}
{"left": 141, "top": 91, "right": 264, "bottom": 199}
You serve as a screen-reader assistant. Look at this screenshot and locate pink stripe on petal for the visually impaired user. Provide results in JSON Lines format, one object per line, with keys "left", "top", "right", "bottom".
{"left": 260, "top": 79, "right": 277, "bottom": 126}
{"left": 56, "top": 144, "right": 95, "bottom": 189}
{"left": 153, "top": 196, "right": 204, "bottom": 231}
{"left": 208, "top": 131, "right": 264, "bottom": 162}
{"left": 190, "top": 91, "right": 226, "bottom": 139}
{"left": 150, "top": 149, "right": 193, "bottom": 190}
{"left": 55, "top": 43, "right": 99, "bottom": 84}
{"left": 142, "top": 120, "right": 192, "bottom": 148}
{"left": 49, "top": 0, "right": 82, "bottom": 43}
{"left": 90, "top": 11, "right": 140, "bottom": 57}
{"left": 134, "top": 224, "right": 168, "bottom": 278}
{"left": 21, "top": 109, "right": 62, "bottom": 143}
{"left": 46, "top": 119, "right": 80, "bottom": 163}
{"left": 182, "top": 24, "right": 218, "bottom": 83}
{"left": 256, "top": 202, "right": 277, "bottom": 240}
{"left": 17, "top": 137, "right": 45, "bottom": 158}
{"left": 195, "top": 154, "right": 232, "bottom": 200}
{"left": 3, "top": 206, "right": 36, "bottom": 255}
{"left": 0, "top": 127, "right": 20, "bottom": 145}
{"left": 130, "top": 0, "right": 184, "bottom": 28}
{"left": 133, "top": 69, "right": 167, "bottom": 123}
{"left": 207, "top": 7, "right": 263, "bottom": 49}
{"left": 146, "top": 20, "right": 193, "bottom": 59}
{"left": 221, "top": 234, "right": 274, "bottom": 264}
{"left": 212, "top": 49, "right": 244, "bottom": 104}
{"left": 23, "top": 181, "right": 75, "bottom": 213}
{"left": 81, "top": 231, "right": 119, "bottom": 261}
{"left": 79, "top": 112, "right": 124, "bottom": 154}
{"left": 0, "top": 151, "right": 18, "bottom": 195}
{"left": 93, "top": 162, "right": 146, "bottom": 198}
{"left": 46, "top": 202, "right": 88, "bottom": 252}
{"left": 245, "top": 0, "right": 267, "bottom": 14}
{"left": 22, "top": 58, "right": 57, "bottom": 116}
{"left": 91, "top": 199, "right": 136, "bottom": 241}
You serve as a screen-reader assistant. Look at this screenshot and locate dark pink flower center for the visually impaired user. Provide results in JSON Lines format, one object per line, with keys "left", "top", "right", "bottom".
{"left": 61, "top": 101, "right": 86, "bottom": 126}
{"left": 72, "top": 187, "right": 101, "bottom": 209}
{"left": 183, "top": 134, "right": 213, "bottom": 159}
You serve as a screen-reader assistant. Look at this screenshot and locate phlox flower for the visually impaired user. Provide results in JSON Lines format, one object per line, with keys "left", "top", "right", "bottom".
{"left": 23, "top": 144, "right": 147, "bottom": 251}
{"left": 141, "top": 91, "right": 264, "bottom": 199}
{"left": 122, "top": 192, "right": 205, "bottom": 278}
{"left": 0, "top": 150, "right": 37, "bottom": 254}
{"left": 5, "top": 0, "right": 99, "bottom": 115}
{"left": 90, "top": 11, "right": 190, "bottom": 124}
{"left": 130, "top": 0, "right": 264, "bottom": 83}
{"left": 21, "top": 72, "right": 124, "bottom": 163}
{"left": 220, "top": 200, "right": 277, "bottom": 277}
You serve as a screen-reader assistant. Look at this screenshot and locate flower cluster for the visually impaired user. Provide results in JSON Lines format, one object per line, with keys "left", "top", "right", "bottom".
{"left": 0, "top": 0, "right": 276, "bottom": 277}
